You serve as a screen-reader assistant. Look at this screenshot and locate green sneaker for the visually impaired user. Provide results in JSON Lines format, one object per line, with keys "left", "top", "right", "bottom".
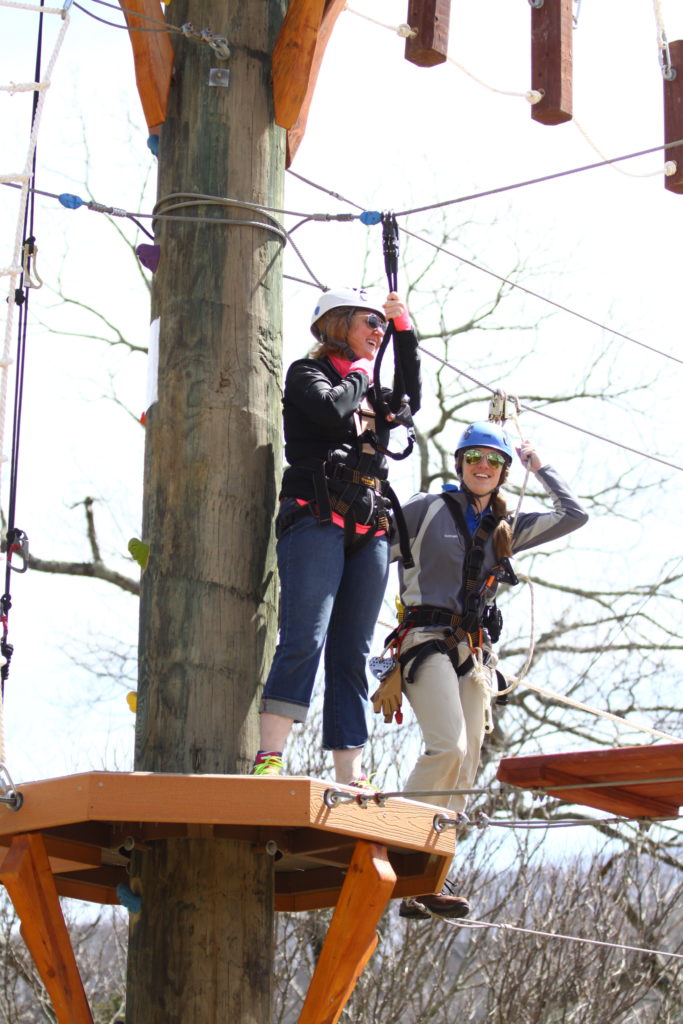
{"left": 250, "top": 754, "right": 284, "bottom": 777}
{"left": 348, "top": 775, "right": 379, "bottom": 792}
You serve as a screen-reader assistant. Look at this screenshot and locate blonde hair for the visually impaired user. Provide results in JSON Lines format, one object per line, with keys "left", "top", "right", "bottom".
{"left": 310, "top": 307, "right": 355, "bottom": 358}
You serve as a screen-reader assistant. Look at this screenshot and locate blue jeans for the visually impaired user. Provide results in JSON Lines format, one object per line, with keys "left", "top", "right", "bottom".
{"left": 261, "top": 500, "right": 390, "bottom": 750}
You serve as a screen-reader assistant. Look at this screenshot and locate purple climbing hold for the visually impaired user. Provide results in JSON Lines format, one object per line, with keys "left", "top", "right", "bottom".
{"left": 136, "top": 244, "right": 160, "bottom": 273}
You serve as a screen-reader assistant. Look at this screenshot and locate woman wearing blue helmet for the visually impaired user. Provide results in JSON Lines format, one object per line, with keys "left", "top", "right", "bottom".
{"left": 388, "top": 420, "right": 588, "bottom": 919}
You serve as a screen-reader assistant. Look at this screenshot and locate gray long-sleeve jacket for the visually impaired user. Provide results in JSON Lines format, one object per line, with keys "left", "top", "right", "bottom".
{"left": 392, "top": 465, "right": 588, "bottom": 616}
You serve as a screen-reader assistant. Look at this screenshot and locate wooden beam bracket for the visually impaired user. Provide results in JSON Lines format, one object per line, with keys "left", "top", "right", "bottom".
{"left": 0, "top": 833, "right": 94, "bottom": 1024}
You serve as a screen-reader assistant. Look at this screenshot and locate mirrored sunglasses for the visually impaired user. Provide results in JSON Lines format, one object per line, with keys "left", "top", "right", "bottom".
{"left": 463, "top": 448, "right": 507, "bottom": 469}
{"left": 356, "top": 313, "right": 388, "bottom": 332}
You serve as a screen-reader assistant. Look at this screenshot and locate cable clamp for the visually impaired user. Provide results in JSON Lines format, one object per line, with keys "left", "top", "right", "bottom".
{"left": 660, "top": 31, "right": 677, "bottom": 82}
{"left": 323, "top": 788, "right": 356, "bottom": 809}
{"left": 433, "top": 811, "right": 469, "bottom": 832}
{"left": 203, "top": 31, "right": 230, "bottom": 59}
{"left": 0, "top": 765, "right": 22, "bottom": 811}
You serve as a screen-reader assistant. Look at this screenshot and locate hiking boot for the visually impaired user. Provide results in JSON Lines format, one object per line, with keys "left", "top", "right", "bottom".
{"left": 399, "top": 891, "right": 470, "bottom": 920}
{"left": 250, "top": 754, "right": 284, "bottom": 777}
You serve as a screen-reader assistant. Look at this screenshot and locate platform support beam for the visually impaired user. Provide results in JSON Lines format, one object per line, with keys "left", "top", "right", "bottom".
{"left": 272, "top": 0, "right": 346, "bottom": 166}
{"left": 298, "top": 840, "right": 396, "bottom": 1024}
{"left": 0, "top": 833, "right": 94, "bottom": 1024}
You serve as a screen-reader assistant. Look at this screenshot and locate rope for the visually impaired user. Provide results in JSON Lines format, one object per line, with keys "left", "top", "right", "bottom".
{"left": 406, "top": 229, "right": 683, "bottom": 368}
{"left": 383, "top": 774, "right": 683, "bottom": 800}
{"left": 0, "top": 81, "right": 51, "bottom": 94}
{"left": 418, "top": 912, "right": 683, "bottom": 962}
{"left": 418, "top": 345, "right": 683, "bottom": 471}
{"left": 152, "top": 193, "right": 324, "bottom": 288}
{"left": 0, "top": 0, "right": 69, "bottom": 760}
{"left": 345, "top": 3, "right": 542, "bottom": 104}
{"left": 395, "top": 138, "right": 683, "bottom": 217}
{"left": 284, "top": 170, "right": 683, "bottom": 370}
{"left": 0, "top": 0, "right": 63, "bottom": 9}
{"left": 523, "top": 681, "right": 682, "bottom": 743}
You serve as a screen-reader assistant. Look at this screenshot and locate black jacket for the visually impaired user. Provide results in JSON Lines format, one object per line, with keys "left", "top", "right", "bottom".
{"left": 280, "top": 327, "right": 422, "bottom": 523}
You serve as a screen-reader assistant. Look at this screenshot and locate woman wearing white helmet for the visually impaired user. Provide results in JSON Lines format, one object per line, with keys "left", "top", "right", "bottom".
{"left": 250, "top": 286, "right": 421, "bottom": 786}
{"left": 384, "top": 420, "right": 587, "bottom": 919}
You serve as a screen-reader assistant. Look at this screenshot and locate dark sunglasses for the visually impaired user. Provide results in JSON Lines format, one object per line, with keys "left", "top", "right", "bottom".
{"left": 356, "top": 313, "right": 387, "bottom": 332}
{"left": 463, "top": 449, "right": 507, "bottom": 469}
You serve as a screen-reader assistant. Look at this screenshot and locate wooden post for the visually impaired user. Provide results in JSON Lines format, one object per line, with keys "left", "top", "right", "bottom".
{"left": 404, "top": 0, "right": 451, "bottom": 68}
{"left": 127, "top": 0, "right": 286, "bottom": 1020}
{"left": 530, "top": 0, "right": 573, "bottom": 125}
{"left": 664, "top": 40, "right": 683, "bottom": 193}
{"left": 0, "top": 834, "right": 94, "bottom": 1024}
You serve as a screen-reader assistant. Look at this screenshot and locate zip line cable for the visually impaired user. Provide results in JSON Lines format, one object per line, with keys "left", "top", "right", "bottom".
{"left": 399, "top": 225, "right": 683, "bottom": 367}
{"left": 417, "top": 345, "right": 683, "bottom": 472}
{"left": 285, "top": 170, "right": 683, "bottom": 368}
{"left": 394, "top": 141, "right": 683, "bottom": 218}
{"left": 435, "top": 913, "right": 683, "bottom": 962}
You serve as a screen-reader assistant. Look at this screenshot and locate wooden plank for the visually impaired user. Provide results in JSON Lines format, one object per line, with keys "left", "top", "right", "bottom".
{"left": 118, "top": 0, "right": 174, "bottom": 130}
{"left": 531, "top": 0, "right": 573, "bottom": 125}
{"left": 272, "top": 0, "right": 347, "bottom": 166}
{"left": 497, "top": 743, "right": 683, "bottom": 818}
{"left": 664, "top": 40, "right": 683, "bottom": 193}
{"left": 404, "top": 0, "right": 451, "bottom": 68}
{"left": 0, "top": 834, "right": 94, "bottom": 1024}
{"left": 297, "top": 841, "right": 396, "bottom": 1024}
{"left": 0, "top": 774, "right": 456, "bottom": 858}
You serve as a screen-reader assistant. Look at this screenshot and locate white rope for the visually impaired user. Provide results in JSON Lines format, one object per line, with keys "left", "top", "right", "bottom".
{"left": 2, "top": 10, "right": 70, "bottom": 447}
{"left": 345, "top": 3, "right": 541, "bottom": 103}
{"left": 0, "top": 12, "right": 70, "bottom": 768}
{"left": 427, "top": 913, "right": 683, "bottom": 961}
{"left": 524, "top": 680, "right": 682, "bottom": 743}
{"left": 573, "top": 119, "right": 670, "bottom": 178}
{"left": 343, "top": 4, "right": 416, "bottom": 38}
{"left": 0, "top": 0, "right": 63, "bottom": 10}
{"left": 0, "top": 81, "right": 51, "bottom": 94}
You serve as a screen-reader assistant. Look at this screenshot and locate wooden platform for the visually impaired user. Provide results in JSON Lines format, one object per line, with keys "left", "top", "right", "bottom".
{"left": 497, "top": 743, "right": 683, "bottom": 819}
{"left": 0, "top": 771, "right": 455, "bottom": 912}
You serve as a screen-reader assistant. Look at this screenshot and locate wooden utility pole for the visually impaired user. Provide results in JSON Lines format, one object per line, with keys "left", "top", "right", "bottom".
{"left": 126, "top": 1, "right": 286, "bottom": 1020}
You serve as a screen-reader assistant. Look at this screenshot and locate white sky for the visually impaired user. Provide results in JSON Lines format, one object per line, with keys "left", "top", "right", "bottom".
{"left": 1, "top": 0, "right": 682, "bottom": 816}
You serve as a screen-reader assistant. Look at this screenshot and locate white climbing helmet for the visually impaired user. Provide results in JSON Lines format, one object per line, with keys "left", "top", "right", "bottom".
{"left": 310, "top": 287, "right": 385, "bottom": 337}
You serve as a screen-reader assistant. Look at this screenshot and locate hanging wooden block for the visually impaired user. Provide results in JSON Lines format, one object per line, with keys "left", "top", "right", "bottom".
{"left": 404, "top": 0, "right": 451, "bottom": 68}
{"left": 530, "top": 0, "right": 573, "bottom": 125}
{"left": 118, "top": 0, "right": 174, "bottom": 130}
{"left": 664, "top": 40, "right": 683, "bottom": 194}
{"left": 272, "top": 0, "right": 346, "bottom": 167}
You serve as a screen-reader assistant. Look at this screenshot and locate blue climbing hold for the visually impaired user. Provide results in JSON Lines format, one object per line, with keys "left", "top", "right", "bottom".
{"left": 147, "top": 134, "right": 159, "bottom": 158}
{"left": 116, "top": 882, "right": 142, "bottom": 914}
{"left": 58, "top": 193, "right": 84, "bottom": 210}
{"left": 360, "top": 210, "right": 382, "bottom": 226}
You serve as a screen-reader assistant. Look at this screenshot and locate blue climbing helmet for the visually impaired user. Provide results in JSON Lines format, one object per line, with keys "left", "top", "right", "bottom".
{"left": 454, "top": 421, "right": 514, "bottom": 465}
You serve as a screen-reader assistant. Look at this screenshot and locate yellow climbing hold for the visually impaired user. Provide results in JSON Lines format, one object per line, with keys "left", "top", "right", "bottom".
{"left": 126, "top": 691, "right": 138, "bottom": 713}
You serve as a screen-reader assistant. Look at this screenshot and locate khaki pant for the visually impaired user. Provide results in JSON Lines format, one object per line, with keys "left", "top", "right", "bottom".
{"left": 401, "top": 627, "right": 492, "bottom": 813}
